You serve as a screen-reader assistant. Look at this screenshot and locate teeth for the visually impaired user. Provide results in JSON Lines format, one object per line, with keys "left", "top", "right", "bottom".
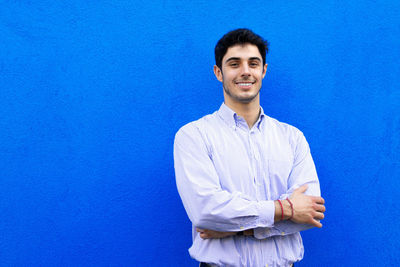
{"left": 238, "top": 83, "right": 252, "bottom": 86}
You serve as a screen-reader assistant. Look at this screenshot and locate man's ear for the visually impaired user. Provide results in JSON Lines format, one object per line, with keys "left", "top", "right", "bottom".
{"left": 213, "top": 65, "right": 223, "bottom": 82}
{"left": 262, "top": 64, "right": 268, "bottom": 79}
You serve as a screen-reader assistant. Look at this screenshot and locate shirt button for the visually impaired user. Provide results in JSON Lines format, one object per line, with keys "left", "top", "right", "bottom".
{"left": 240, "top": 226, "right": 244, "bottom": 230}
{"left": 281, "top": 231, "right": 285, "bottom": 236}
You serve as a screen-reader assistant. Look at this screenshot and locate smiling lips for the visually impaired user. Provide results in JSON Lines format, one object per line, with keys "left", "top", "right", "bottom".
{"left": 236, "top": 81, "right": 255, "bottom": 89}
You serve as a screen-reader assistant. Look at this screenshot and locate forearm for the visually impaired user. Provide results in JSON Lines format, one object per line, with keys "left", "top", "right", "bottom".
{"left": 199, "top": 200, "right": 296, "bottom": 239}
{"left": 201, "top": 188, "right": 325, "bottom": 240}
{"left": 177, "top": 183, "right": 276, "bottom": 231}
{"left": 197, "top": 200, "right": 293, "bottom": 239}
{"left": 254, "top": 198, "right": 310, "bottom": 239}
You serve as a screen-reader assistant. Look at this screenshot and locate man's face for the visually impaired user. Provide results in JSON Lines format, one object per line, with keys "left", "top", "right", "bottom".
{"left": 214, "top": 44, "right": 267, "bottom": 105}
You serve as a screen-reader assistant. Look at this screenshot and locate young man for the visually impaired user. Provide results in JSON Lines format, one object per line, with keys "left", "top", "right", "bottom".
{"left": 174, "top": 29, "right": 325, "bottom": 267}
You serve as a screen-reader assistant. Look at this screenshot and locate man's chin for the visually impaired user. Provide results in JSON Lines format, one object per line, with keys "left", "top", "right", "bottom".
{"left": 224, "top": 87, "right": 259, "bottom": 104}
{"left": 234, "top": 93, "right": 259, "bottom": 103}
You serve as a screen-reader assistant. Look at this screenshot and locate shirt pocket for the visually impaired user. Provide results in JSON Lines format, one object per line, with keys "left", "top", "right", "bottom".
{"left": 268, "top": 159, "right": 292, "bottom": 199}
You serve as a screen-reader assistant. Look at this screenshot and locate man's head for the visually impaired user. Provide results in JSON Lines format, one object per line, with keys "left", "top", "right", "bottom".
{"left": 213, "top": 29, "right": 269, "bottom": 105}
{"left": 214, "top": 29, "right": 269, "bottom": 70}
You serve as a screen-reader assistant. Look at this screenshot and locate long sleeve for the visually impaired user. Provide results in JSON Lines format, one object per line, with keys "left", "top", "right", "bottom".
{"left": 254, "top": 131, "right": 321, "bottom": 239}
{"left": 174, "top": 123, "right": 275, "bottom": 232}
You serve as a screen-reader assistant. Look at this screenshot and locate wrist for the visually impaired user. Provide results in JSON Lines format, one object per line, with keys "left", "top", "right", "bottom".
{"left": 286, "top": 198, "right": 294, "bottom": 220}
{"left": 274, "top": 199, "right": 292, "bottom": 221}
{"left": 281, "top": 199, "right": 292, "bottom": 220}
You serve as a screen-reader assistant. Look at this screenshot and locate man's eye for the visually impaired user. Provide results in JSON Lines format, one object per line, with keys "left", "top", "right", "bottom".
{"left": 250, "top": 63, "right": 259, "bottom": 67}
{"left": 230, "top": 63, "right": 239, "bottom": 67}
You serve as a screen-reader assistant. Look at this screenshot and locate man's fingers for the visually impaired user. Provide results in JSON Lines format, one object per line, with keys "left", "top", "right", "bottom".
{"left": 314, "top": 211, "right": 325, "bottom": 220}
{"left": 315, "top": 204, "right": 326, "bottom": 212}
{"left": 311, "top": 196, "right": 325, "bottom": 204}
{"left": 313, "top": 220, "right": 323, "bottom": 228}
{"left": 198, "top": 229, "right": 210, "bottom": 239}
{"left": 309, "top": 218, "right": 323, "bottom": 228}
{"left": 200, "top": 232, "right": 209, "bottom": 239}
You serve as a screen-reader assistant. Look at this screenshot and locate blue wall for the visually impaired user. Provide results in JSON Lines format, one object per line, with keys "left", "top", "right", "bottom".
{"left": 1, "top": 1, "right": 399, "bottom": 266}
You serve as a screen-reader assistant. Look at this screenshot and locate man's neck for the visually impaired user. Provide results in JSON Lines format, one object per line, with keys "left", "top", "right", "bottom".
{"left": 224, "top": 99, "right": 261, "bottom": 129}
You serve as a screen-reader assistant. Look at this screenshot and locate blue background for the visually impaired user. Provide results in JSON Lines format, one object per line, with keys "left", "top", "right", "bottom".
{"left": 1, "top": 1, "right": 399, "bottom": 266}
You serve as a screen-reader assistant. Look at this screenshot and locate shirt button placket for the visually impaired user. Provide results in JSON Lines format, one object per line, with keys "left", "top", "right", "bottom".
{"left": 255, "top": 132, "right": 266, "bottom": 200}
{"left": 249, "top": 131, "right": 259, "bottom": 200}
{"left": 250, "top": 130, "right": 263, "bottom": 200}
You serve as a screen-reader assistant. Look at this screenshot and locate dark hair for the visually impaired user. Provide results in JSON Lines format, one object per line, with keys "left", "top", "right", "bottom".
{"left": 214, "top": 28, "right": 269, "bottom": 69}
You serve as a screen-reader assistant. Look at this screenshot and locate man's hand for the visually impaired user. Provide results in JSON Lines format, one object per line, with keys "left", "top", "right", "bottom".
{"left": 196, "top": 228, "right": 237, "bottom": 239}
{"left": 289, "top": 185, "right": 326, "bottom": 228}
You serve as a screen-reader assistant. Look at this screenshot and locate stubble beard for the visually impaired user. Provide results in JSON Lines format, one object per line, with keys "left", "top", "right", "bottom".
{"left": 223, "top": 83, "right": 261, "bottom": 104}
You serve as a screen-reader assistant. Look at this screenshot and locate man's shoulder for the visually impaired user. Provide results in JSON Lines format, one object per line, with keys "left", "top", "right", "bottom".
{"left": 174, "top": 111, "right": 218, "bottom": 141}
{"left": 264, "top": 115, "right": 305, "bottom": 140}
{"left": 266, "top": 115, "right": 303, "bottom": 133}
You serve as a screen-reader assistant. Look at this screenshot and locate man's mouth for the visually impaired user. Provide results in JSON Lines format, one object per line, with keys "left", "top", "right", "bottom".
{"left": 236, "top": 81, "right": 255, "bottom": 88}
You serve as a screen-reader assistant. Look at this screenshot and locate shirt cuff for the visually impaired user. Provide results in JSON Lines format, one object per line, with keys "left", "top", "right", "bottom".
{"left": 254, "top": 227, "right": 285, "bottom": 239}
{"left": 255, "top": 200, "right": 275, "bottom": 228}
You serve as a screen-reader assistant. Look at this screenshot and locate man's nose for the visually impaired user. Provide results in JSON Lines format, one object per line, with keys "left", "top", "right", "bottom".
{"left": 240, "top": 64, "right": 251, "bottom": 76}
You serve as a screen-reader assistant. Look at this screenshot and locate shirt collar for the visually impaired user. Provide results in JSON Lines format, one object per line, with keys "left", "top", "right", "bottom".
{"left": 256, "top": 107, "right": 266, "bottom": 129}
{"left": 217, "top": 103, "right": 266, "bottom": 130}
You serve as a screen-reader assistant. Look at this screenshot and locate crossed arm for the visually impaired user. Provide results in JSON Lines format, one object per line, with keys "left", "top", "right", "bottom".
{"left": 197, "top": 184, "right": 325, "bottom": 239}
{"left": 174, "top": 125, "right": 326, "bottom": 240}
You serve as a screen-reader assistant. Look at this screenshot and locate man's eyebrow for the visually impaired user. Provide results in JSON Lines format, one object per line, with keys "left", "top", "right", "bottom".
{"left": 249, "top": 57, "right": 262, "bottom": 62}
{"left": 225, "top": 57, "right": 262, "bottom": 64}
{"left": 225, "top": 57, "right": 240, "bottom": 63}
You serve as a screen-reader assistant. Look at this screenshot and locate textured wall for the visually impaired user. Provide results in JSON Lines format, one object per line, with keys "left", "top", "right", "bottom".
{"left": 0, "top": 1, "right": 399, "bottom": 266}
